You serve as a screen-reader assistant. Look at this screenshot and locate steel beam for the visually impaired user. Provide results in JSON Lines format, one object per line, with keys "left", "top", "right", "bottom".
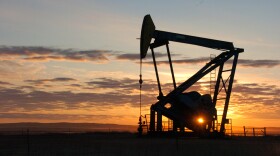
{"left": 166, "top": 43, "right": 176, "bottom": 89}
{"left": 151, "top": 48, "right": 163, "bottom": 98}
{"left": 153, "top": 30, "right": 234, "bottom": 51}
{"left": 213, "top": 64, "right": 224, "bottom": 107}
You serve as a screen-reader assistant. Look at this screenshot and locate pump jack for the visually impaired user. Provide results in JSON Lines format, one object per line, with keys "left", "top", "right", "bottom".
{"left": 138, "top": 15, "right": 244, "bottom": 136}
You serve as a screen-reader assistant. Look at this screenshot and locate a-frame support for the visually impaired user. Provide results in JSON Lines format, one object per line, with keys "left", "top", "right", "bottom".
{"left": 149, "top": 49, "right": 243, "bottom": 134}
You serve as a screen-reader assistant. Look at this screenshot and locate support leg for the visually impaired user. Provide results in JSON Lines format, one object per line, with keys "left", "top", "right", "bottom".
{"left": 220, "top": 53, "right": 239, "bottom": 133}
{"left": 157, "top": 111, "right": 162, "bottom": 131}
{"left": 150, "top": 107, "right": 155, "bottom": 132}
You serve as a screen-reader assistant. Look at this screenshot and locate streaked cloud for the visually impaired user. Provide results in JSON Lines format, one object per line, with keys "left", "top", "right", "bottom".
{"left": 233, "top": 59, "right": 280, "bottom": 68}
{"left": 116, "top": 52, "right": 177, "bottom": 61}
{"left": 25, "top": 77, "right": 77, "bottom": 85}
{"left": 141, "top": 57, "right": 280, "bottom": 68}
{"left": 0, "top": 81, "right": 12, "bottom": 85}
{"left": 232, "top": 83, "right": 280, "bottom": 108}
{"left": 234, "top": 83, "right": 279, "bottom": 96}
{"left": 86, "top": 77, "right": 137, "bottom": 91}
{"left": 0, "top": 46, "right": 279, "bottom": 124}
{"left": 3, "top": 46, "right": 278, "bottom": 68}
{"left": 0, "top": 46, "right": 112, "bottom": 62}
{"left": 0, "top": 77, "right": 156, "bottom": 112}
{"left": 0, "top": 75, "right": 279, "bottom": 122}
{"left": 0, "top": 60, "right": 45, "bottom": 80}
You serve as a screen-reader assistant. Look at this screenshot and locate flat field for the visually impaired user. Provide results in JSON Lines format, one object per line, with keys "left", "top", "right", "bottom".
{"left": 0, "top": 133, "right": 279, "bottom": 156}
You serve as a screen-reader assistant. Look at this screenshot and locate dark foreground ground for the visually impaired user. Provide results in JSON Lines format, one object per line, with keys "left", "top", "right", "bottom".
{"left": 0, "top": 132, "right": 279, "bottom": 156}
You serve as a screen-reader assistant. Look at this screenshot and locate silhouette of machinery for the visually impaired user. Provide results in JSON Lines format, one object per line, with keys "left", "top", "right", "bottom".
{"left": 138, "top": 15, "right": 244, "bottom": 136}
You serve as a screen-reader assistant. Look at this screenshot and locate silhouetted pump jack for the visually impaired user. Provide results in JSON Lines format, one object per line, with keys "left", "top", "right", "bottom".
{"left": 138, "top": 14, "right": 244, "bottom": 137}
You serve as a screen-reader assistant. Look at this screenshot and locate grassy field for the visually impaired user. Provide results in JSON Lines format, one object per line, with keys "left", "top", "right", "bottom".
{"left": 0, "top": 132, "right": 279, "bottom": 156}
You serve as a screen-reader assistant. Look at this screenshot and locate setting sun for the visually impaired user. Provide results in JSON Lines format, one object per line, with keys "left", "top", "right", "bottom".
{"left": 197, "top": 118, "right": 204, "bottom": 124}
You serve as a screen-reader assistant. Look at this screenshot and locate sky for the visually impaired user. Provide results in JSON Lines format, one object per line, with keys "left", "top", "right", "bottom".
{"left": 0, "top": 0, "right": 279, "bottom": 128}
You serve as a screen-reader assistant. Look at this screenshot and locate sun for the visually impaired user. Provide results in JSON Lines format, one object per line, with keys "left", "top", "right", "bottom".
{"left": 197, "top": 117, "right": 204, "bottom": 124}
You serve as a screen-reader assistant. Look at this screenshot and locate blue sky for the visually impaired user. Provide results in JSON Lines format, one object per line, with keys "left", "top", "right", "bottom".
{"left": 0, "top": 0, "right": 279, "bottom": 127}
{"left": 1, "top": 0, "right": 279, "bottom": 57}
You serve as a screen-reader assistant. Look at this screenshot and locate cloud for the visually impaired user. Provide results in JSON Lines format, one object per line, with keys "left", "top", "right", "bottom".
{"left": 0, "top": 81, "right": 12, "bottom": 85}
{"left": 0, "top": 46, "right": 112, "bottom": 62}
{"left": 0, "top": 77, "right": 156, "bottom": 112}
{"left": 1, "top": 89, "right": 139, "bottom": 110}
{"left": 0, "top": 76, "right": 279, "bottom": 121}
{"left": 0, "top": 60, "right": 45, "bottom": 79}
{"left": 116, "top": 54, "right": 140, "bottom": 61}
{"left": 154, "top": 57, "right": 209, "bottom": 65}
{"left": 116, "top": 52, "right": 176, "bottom": 61}
{"left": 115, "top": 52, "right": 280, "bottom": 68}
{"left": 232, "top": 59, "right": 280, "bottom": 68}
{"left": 212, "top": 81, "right": 280, "bottom": 119}
{"left": 0, "top": 76, "right": 167, "bottom": 113}
{"left": 0, "top": 60, "right": 22, "bottom": 75}
{"left": 25, "top": 77, "right": 77, "bottom": 85}
{"left": 142, "top": 57, "right": 280, "bottom": 68}
{"left": 52, "top": 77, "right": 76, "bottom": 82}
{"left": 68, "top": 84, "right": 83, "bottom": 87}
{"left": 232, "top": 83, "right": 280, "bottom": 106}
{"left": 233, "top": 83, "right": 279, "bottom": 96}
{"left": 86, "top": 77, "right": 136, "bottom": 90}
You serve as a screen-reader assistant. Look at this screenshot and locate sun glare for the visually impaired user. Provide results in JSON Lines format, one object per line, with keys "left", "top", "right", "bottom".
{"left": 197, "top": 117, "right": 204, "bottom": 123}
